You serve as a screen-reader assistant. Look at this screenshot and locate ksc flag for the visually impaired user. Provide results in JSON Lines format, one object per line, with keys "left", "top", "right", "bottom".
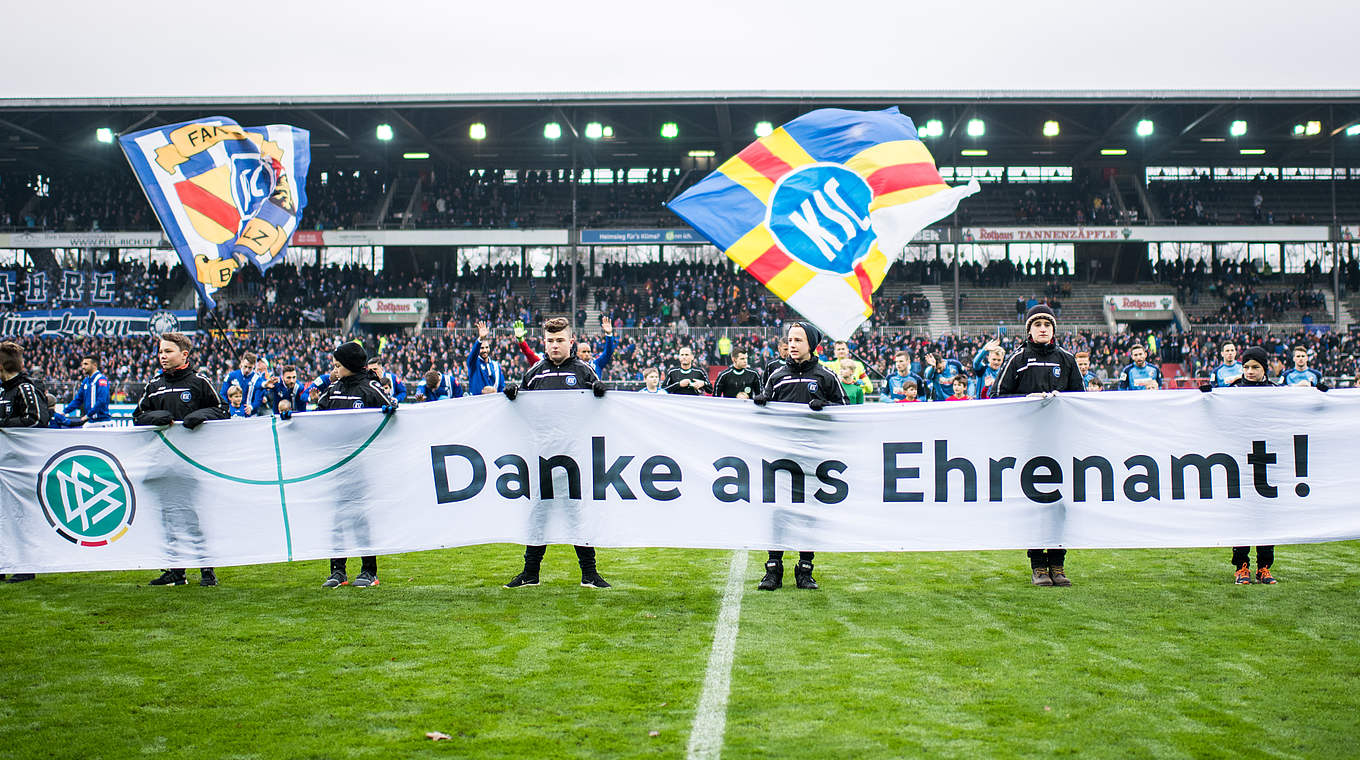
{"left": 119, "top": 118, "right": 310, "bottom": 308}
{"left": 668, "top": 108, "right": 978, "bottom": 340}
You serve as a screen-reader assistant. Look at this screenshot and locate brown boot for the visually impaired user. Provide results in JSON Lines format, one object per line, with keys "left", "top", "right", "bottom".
{"left": 1050, "top": 566, "right": 1072, "bottom": 586}
{"left": 1031, "top": 567, "right": 1054, "bottom": 586}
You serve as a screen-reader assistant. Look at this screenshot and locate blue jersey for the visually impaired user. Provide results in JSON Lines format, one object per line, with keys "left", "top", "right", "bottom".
{"left": 466, "top": 339, "right": 506, "bottom": 396}
{"left": 1118, "top": 362, "right": 1163, "bottom": 390}
{"left": 64, "top": 370, "right": 111, "bottom": 422}
{"left": 593, "top": 334, "right": 617, "bottom": 377}
{"left": 383, "top": 371, "right": 407, "bottom": 403}
{"left": 923, "top": 359, "right": 964, "bottom": 401}
{"left": 1081, "top": 370, "right": 1101, "bottom": 389}
{"left": 1281, "top": 367, "right": 1323, "bottom": 387}
{"left": 879, "top": 370, "right": 923, "bottom": 403}
{"left": 970, "top": 349, "right": 1003, "bottom": 399}
{"left": 1212, "top": 362, "right": 1243, "bottom": 388}
{"left": 269, "top": 381, "right": 307, "bottom": 414}
{"left": 227, "top": 403, "right": 251, "bottom": 418}
{"left": 414, "top": 374, "right": 457, "bottom": 402}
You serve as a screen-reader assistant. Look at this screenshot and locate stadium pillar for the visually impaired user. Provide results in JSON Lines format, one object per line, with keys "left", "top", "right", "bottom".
{"left": 570, "top": 142, "right": 579, "bottom": 334}
{"left": 953, "top": 239, "right": 960, "bottom": 336}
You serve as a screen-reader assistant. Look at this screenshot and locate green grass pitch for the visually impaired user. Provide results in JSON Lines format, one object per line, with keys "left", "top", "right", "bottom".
{"left": 2, "top": 543, "right": 1358, "bottom": 759}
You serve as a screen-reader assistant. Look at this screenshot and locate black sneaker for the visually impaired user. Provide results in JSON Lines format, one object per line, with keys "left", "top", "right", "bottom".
{"left": 757, "top": 560, "right": 783, "bottom": 590}
{"left": 794, "top": 560, "right": 818, "bottom": 590}
{"left": 322, "top": 571, "right": 348, "bottom": 588}
{"left": 581, "top": 572, "right": 611, "bottom": 589}
{"left": 149, "top": 569, "right": 187, "bottom": 586}
{"left": 504, "top": 571, "right": 540, "bottom": 588}
{"left": 5, "top": 573, "right": 35, "bottom": 583}
{"left": 198, "top": 569, "right": 218, "bottom": 587}
{"left": 352, "top": 570, "right": 379, "bottom": 588}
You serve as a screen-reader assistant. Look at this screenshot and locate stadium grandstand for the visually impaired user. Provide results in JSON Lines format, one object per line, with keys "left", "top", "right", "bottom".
{"left": 3, "top": 98, "right": 1360, "bottom": 409}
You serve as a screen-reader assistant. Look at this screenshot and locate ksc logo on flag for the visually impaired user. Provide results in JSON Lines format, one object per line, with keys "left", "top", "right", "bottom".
{"left": 668, "top": 108, "right": 978, "bottom": 340}
{"left": 119, "top": 117, "right": 310, "bottom": 307}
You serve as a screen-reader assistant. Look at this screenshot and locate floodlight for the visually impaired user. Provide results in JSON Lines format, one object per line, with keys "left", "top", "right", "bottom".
{"left": 95, "top": 128, "right": 114, "bottom": 144}
{"left": 1229, "top": 120, "right": 1247, "bottom": 137}
{"left": 1042, "top": 121, "right": 1059, "bottom": 137}
{"left": 966, "top": 119, "right": 985, "bottom": 137}
{"left": 585, "top": 122, "right": 604, "bottom": 139}
{"left": 375, "top": 124, "right": 394, "bottom": 141}
{"left": 1135, "top": 120, "right": 1154, "bottom": 137}
{"left": 544, "top": 122, "right": 562, "bottom": 140}
{"left": 469, "top": 123, "right": 487, "bottom": 140}
{"left": 660, "top": 122, "right": 678, "bottom": 139}
{"left": 754, "top": 121, "right": 774, "bottom": 137}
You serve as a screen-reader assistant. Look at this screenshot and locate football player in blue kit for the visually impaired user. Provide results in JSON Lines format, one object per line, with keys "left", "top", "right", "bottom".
{"left": 1281, "top": 345, "right": 1324, "bottom": 387}
{"left": 1118, "top": 344, "right": 1163, "bottom": 390}
{"left": 1212, "top": 341, "right": 1243, "bottom": 387}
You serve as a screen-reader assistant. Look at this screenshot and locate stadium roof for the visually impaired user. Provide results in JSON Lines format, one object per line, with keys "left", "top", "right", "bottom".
{"left": 3, "top": 97, "right": 1359, "bottom": 174}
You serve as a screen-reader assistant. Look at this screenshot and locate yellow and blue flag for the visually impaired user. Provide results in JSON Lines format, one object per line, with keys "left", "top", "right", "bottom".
{"left": 668, "top": 107, "right": 977, "bottom": 340}
{"left": 119, "top": 117, "right": 310, "bottom": 308}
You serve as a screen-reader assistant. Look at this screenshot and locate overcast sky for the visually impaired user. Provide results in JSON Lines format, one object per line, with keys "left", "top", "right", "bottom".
{"left": 3, "top": 0, "right": 1355, "bottom": 102}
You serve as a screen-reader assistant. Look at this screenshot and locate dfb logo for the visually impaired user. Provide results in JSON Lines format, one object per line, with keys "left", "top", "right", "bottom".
{"left": 36, "top": 446, "right": 136, "bottom": 546}
{"left": 767, "top": 163, "right": 874, "bottom": 275}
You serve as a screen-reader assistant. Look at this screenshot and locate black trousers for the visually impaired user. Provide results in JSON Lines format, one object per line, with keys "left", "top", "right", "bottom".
{"left": 1028, "top": 549, "right": 1067, "bottom": 569}
{"left": 767, "top": 551, "right": 814, "bottom": 563}
{"left": 523, "top": 545, "right": 596, "bottom": 574}
{"left": 1231, "top": 546, "right": 1274, "bottom": 568}
{"left": 331, "top": 556, "right": 377, "bottom": 575}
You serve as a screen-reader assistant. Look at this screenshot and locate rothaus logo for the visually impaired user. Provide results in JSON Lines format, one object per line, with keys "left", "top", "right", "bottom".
{"left": 36, "top": 446, "right": 137, "bottom": 546}
{"left": 767, "top": 163, "right": 875, "bottom": 275}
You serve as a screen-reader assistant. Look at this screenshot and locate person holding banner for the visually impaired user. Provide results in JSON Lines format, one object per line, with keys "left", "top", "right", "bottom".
{"left": 752, "top": 321, "right": 847, "bottom": 590}
{"left": 316, "top": 341, "right": 399, "bottom": 589}
{"left": 1, "top": 342, "right": 50, "bottom": 583}
{"left": 994, "top": 304, "right": 1085, "bottom": 587}
{"left": 1227, "top": 346, "right": 1283, "bottom": 584}
{"left": 62, "top": 355, "right": 112, "bottom": 426}
{"left": 133, "top": 332, "right": 229, "bottom": 587}
{"left": 502, "top": 317, "right": 612, "bottom": 590}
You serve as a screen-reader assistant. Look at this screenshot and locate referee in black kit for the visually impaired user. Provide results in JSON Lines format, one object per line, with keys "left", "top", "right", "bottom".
{"left": 502, "top": 317, "right": 612, "bottom": 589}
{"left": 752, "top": 320, "right": 846, "bottom": 590}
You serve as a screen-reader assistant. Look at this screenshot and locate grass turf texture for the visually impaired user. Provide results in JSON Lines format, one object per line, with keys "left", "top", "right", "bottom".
{"left": 1, "top": 543, "right": 1357, "bottom": 759}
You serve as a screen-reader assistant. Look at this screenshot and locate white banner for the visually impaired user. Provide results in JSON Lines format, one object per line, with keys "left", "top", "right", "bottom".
{"left": 1105, "top": 294, "right": 1175, "bottom": 312}
{"left": 962, "top": 226, "right": 1331, "bottom": 243}
{"left": 1, "top": 390, "right": 1356, "bottom": 574}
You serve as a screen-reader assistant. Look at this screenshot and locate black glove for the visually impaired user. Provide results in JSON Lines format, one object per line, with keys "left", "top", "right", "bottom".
{"left": 592, "top": 381, "right": 607, "bottom": 398}
{"left": 808, "top": 398, "right": 826, "bottom": 412}
{"left": 1199, "top": 384, "right": 1213, "bottom": 393}
{"left": 1318, "top": 382, "right": 1330, "bottom": 392}
{"left": 279, "top": 409, "right": 293, "bottom": 420}
{"left": 69, "top": 417, "right": 87, "bottom": 428}
{"left": 504, "top": 384, "right": 518, "bottom": 401}
{"left": 138, "top": 410, "right": 173, "bottom": 427}
{"left": 381, "top": 403, "right": 398, "bottom": 415}
{"left": 752, "top": 394, "right": 769, "bottom": 406}
{"left": 182, "top": 409, "right": 213, "bottom": 430}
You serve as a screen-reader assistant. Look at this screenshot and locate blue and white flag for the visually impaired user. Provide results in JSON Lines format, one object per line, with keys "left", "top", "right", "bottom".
{"left": 119, "top": 117, "right": 310, "bottom": 308}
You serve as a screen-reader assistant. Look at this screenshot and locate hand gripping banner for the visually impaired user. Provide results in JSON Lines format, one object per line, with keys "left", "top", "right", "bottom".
{"left": 1, "top": 389, "right": 1356, "bottom": 574}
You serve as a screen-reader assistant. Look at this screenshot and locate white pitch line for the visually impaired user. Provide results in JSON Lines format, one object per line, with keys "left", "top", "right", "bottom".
{"left": 686, "top": 550, "right": 749, "bottom": 760}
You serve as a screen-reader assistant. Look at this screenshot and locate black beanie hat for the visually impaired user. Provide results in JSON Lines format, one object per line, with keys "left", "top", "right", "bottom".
{"left": 786, "top": 320, "right": 824, "bottom": 351}
{"left": 1241, "top": 346, "right": 1270, "bottom": 371}
{"left": 333, "top": 341, "right": 368, "bottom": 373}
{"left": 1024, "top": 303, "right": 1057, "bottom": 332}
